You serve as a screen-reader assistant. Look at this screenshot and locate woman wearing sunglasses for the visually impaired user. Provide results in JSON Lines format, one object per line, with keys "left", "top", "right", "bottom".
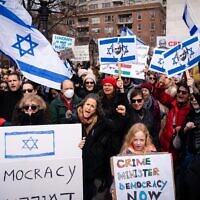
{"left": 125, "top": 88, "right": 160, "bottom": 150}
{"left": 11, "top": 94, "right": 51, "bottom": 125}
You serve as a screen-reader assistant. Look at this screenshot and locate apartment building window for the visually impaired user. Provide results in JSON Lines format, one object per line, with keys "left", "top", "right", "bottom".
{"left": 78, "top": 5, "right": 87, "bottom": 11}
{"left": 150, "top": 23, "right": 155, "bottom": 30}
{"left": 91, "top": 17, "right": 100, "bottom": 24}
{"left": 91, "top": 28, "right": 100, "bottom": 33}
{"left": 105, "top": 15, "right": 113, "bottom": 23}
{"left": 102, "top": 3, "right": 111, "bottom": 8}
{"left": 137, "top": 13, "right": 142, "bottom": 20}
{"left": 104, "top": 27, "right": 113, "bottom": 33}
{"left": 137, "top": 24, "right": 142, "bottom": 31}
{"left": 79, "top": 0, "right": 86, "bottom": 3}
{"left": 89, "top": 4, "right": 98, "bottom": 10}
{"left": 150, "top": 10, "right": 156, "bottom": 19}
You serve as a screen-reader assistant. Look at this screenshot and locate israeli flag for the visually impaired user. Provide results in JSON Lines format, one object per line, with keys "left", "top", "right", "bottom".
{"left": 149, "top": 48, "right": 166, "bottom": 74}
{"left": 0, "top": 2, "right": 71, "bottom": 90}
{"left": 120, "top": 26, "right": 134, "bottom": 36}
{"left": 163, "top": 35, "right": 200, "bottom": 77}
{"left": 98, "top": 36, "right": 137, "bottom": 64}
{"left": 1, "top": 0, "right": 32, "bottom": 26}
{"left": 182, "top": 2, "right": 200, "bottom": 36}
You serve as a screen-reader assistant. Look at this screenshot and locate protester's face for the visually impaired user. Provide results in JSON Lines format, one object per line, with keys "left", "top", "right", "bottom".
{"left": 141, "top": 88, "right": 150, "bottom": 100}
{"left": 131, "top": 94, "right": 144, "bottom": 110}
{"left": 131, "top": 131, "right": 146, "bottom": 152}
{"left": 123, "top": 77, "right": 131, "bottom": 87}
{"left": 8, "top": 75, "right": 21, "bottom": 91}
{"left": 82, "top": 98, "right": 97, "bottom": 119}
{"left": 176, "top": 86, "right": 190, "bottom": 105}
{"left": 85, "top": 78, "right": 95, "bottom": 91}
{"left": 190, "top": 95, "right": 200, "bottom": 110}
{"left": 51, "top": 89, "right": 59, "bottom": 99}
{"left": 2, "top": 74, "right": 8, "bottom": 82}
{"left": 148, "top": 75, "right": 156, "bottom": 84}
{"left": 103, "top": 83, "right": 115, "bottom": 95}
{"left": 22, "top": 100, "right": 40, "bottom": 116}
{"left": 22, "top": 83, "right": 37, "bottom": 96}
{"left": 0, "top": 82, "right": 8, "bottom": 91}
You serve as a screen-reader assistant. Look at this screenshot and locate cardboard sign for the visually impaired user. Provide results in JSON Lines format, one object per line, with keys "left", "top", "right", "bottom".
{"left": 111, "top": 153, "right": 175, "bottom": 200}
{"left": 0, "top": 124, "right": 83, "bottom": 199}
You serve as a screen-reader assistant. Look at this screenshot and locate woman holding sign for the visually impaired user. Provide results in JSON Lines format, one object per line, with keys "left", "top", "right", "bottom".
{"left": 78, "top": 93, "right": 120, "bottom": 200}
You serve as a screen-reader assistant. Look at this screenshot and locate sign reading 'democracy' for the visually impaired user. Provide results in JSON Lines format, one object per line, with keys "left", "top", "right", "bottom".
{"left": 0, "top": 124, "right": 83, "bottom": 199}
{"left": 112, "top": 153, "right": 175, "bottom": 200}
{"left": 52, "top": 34, "right": 75, "bottom": 52}
{"left": 98, "top": 36, "right": 137, "bottom": 64}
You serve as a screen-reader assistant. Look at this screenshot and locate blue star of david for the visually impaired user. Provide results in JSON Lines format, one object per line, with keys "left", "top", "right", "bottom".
{"left": 22, "top": 137, "right": 38, "bottom": 150}
{"left": 123, "top": 45, "right": 128, "bottom": 54}
{"left": 0, "top": 0, "right": 6, "bottom": 4}
{"left": 107, "top": 44, "right": 113, "bottom": 55}
{"left": 12, "top": 33, "right": 38, "bottom": 57}
{"left": 172, "top": 53, "right": 179, "bottom": 65}
{"left": 158, "top": 58, "right": 164, "bottom": 65}
{"left": 187, "top": 47, "right": 194, "bottom": 58}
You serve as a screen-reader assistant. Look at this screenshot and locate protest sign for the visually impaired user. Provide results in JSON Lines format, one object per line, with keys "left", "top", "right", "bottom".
{"left": 0, "top": 124, "right": 83, "bottom": 199}
{"left": 98, "top": 36, "right": 137, "bottom": 64}
{"left": 100, "top": 63, "right": 145, "bottom": 79}
{"left": 52, "top": 34, "right": 75, "bottom": 52}
{"left": 111, "top": 153, "right": 175, "bottom": 200}
{"left": 72, "top": 45, "right": 89, "bottom": 61}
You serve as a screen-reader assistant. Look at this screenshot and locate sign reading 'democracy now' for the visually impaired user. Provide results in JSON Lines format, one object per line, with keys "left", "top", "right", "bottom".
{"left": 112, "top": 153, "right": 175, "bottom": 200}
{"left": 0, "top": 124, "right": 83, "bottom": 199}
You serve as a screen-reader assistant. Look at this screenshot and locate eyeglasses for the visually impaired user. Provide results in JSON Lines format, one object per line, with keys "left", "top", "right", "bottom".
{"left": 149, "top": 77, "right": 156, "bottom": 80}
{"left": 22, "top": 89, "right": 33, "bottom": 93}
{"left": 0, "top": 86, "right": 8, "bottom": 90}
{"left": 85, "top": 81, "right": 94, "bottom": 85}
{"left": 23, "top": 104, "right": 39, "bottom": 111}
{"left": 131, "top": 98, "right": 143, "bottom": 104}
{"left": 177, "top": 90, "right": 188, "bottom": 95}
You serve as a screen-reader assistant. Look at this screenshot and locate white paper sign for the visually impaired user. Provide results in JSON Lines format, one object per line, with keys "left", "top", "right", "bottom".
{"left": 0, "top": 124, "right": 83, "bottom": 199}
{"left": 72, "top": 45, "right": 89, "bottom": 61}
{"left": 112, "top": 153, "right": 175, "bottom": 200}
{"left": 0, "top": 158, "right": 83, "bottom": 199}
{"left": 52, "top": 34, "right": 75, "bottom": 52}
{"left": 100, "top": 63, "right": 145, "bottom": 79}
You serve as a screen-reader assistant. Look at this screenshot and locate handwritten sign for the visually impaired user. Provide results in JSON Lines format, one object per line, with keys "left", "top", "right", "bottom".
{"left": 72, "top": 45, "right": 89, "bottom": 61}
{"left": 52, "top": 34, "right": 75, "bottom": 52}
{"left": 0, "top": 124, "right": 83, "bottom": 199}
{"left": 112, "top": 153, "right": 175, "bottom": 200}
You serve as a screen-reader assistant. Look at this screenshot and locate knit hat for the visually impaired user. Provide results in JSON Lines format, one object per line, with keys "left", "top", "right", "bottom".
{"left": 84, "top": 73, "right": 96, "bottom": 84}
{"left": 78, "top": 69, "right": 88, "bottom": 78}
{"left": 140, "top": 82, "right": 153, "bottom": 93}
{"left": 102, "top": 76, "right": 117, "bottom": 88}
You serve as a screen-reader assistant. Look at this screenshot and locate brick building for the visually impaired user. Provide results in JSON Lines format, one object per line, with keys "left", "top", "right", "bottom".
{"left": 70, "top": 0, "right": 166, "bottom": 47}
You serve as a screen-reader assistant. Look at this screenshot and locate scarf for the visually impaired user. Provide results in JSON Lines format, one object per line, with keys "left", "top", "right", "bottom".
{"left": 60, "top": 93, "right": 72, "bottom": 111}
{"left": 77, "top": 106, "right": 98, "bottom": 135}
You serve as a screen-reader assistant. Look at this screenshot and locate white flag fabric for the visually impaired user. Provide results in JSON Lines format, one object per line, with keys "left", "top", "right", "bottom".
{"left": 120, "top": 26, "right": 134, "bottom": 37}
{"left": 0, "top": 2, "right": 71, "bottom": 90}
{"left": 149, "top": 48, "right": 166, "bottom": 74}
{"left": 98, "top": 36, "right": 137, "bottom": 64}
{"left": 1, "top": 0, "right": 32, "bottom": 26}
{"left": 182, "top": 2, "right": 200, "bottom": 36}
{"left": 163, "top": 35, "right": 200, "bottom": 77}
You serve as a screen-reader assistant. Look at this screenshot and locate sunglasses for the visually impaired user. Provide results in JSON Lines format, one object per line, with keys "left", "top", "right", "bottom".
{"left": 177, "top": 90, "right": 188, "bottom": 95}
{"left": 149, "top": 77, "right": 156, "bottom": 80}
{"left": 131, "top": 98, "right": 143, "bottom": 104}
{"left": 23, "top": 104, "right": 39, "bottom": 111}
{"left": 22, "top": 89, "right": 33, "bottom": 93}
{"left": 85, "top": 81, "right": 94, "bottom": 85}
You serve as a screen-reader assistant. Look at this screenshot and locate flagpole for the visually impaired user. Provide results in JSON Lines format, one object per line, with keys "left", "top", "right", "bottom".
{"left": 117, "top": 63, "right": 122, "bottom": 80}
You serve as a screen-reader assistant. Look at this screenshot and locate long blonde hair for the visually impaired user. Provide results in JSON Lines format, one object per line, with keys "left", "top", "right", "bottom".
{"left": 121, "top": 123, "right": 153, "bottom": 153}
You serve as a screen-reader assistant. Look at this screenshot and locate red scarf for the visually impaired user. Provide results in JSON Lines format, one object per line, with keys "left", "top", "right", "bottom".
{"left": 60, "top": 94, "right": 73, "bottom": 111}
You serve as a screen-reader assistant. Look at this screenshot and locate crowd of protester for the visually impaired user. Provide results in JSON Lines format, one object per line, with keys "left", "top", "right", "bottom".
{"left": 0, "top": 62, "right": 200, "bottom": 200}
